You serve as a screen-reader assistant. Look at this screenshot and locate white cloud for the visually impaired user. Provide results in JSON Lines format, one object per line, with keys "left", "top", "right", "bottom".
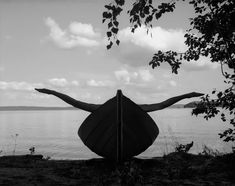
{"left": 71, "top": 80, "right": 79, "bottom": 86}
{"left": 0, "top": 81, "right": 43, "bottom": 91}
{"left": 47, "top": 78, "right": 80, "bottom": 88}
{"left": 0, "top": 79, "right": 79, "bottom": 91}
{"left": 119, "top": 26, "right": 187, "bottom": 52}
{"left": 114, "top": 69, "right": 137, "bottom": 84}
{"left": 45, "top": 17, "right": 100, "bottom": 48}
{"left": 107, "top": 26, "right": 186, "bottom": 67}
{"left": 169, "top": 80, "right": 177, "bottom": 87}
{"left": 86, "top": 79, "right": 115, "bottom": 87}
{"left": 2, "top": 35, "right": 12, "bottom": 40}
{"left": 182, "top": 56, "right": 219, "bottom": 71}
{"left": 69, "top": 22, "right": 100, "bottom": 38}
{"left": 138, "top": 69, "right": 154, "bottom": 82}
{"left": 48, "top": 78, "right": 68, "bottom": 87}
{"left": 163, "top": 73, "right": 173, "bottom": 79}
{"left": 114, "top": 68, "right": 154, "bottom": 84}
{"left": 108, "top": 26, "right": 218, "bottom": 71}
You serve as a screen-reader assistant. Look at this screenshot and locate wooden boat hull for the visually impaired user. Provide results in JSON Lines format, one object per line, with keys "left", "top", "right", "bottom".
{"left": 78, "top": 90, "right": 159, "bottom": 161}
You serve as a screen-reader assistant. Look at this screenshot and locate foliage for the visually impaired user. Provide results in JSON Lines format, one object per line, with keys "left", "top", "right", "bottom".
{"left": 175, "top": 141, "right": 194, "bottom": 153}
{"left": 103, "top": 0, "right": 235, "bottom": 142}
{"left": 115, "top": 162, "right": 143, "bottom": 185}
{"left": 44, "top": 156, "right": 51, "bottom": 160}
{"left": 29, "top": 146, "right": 35, "bottom": 155}
{"left": 199, "top": 145, "right": 223, "bottom": 157}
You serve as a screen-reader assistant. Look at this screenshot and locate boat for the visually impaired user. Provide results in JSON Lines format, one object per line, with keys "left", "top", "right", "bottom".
{"left": 78, "top": 90, "right": 159, "bottom": 162}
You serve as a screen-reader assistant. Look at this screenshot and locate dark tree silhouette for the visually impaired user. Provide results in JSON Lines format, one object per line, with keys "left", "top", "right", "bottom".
{"left": 103, "top": 0, "right": 235, "bottom": 142}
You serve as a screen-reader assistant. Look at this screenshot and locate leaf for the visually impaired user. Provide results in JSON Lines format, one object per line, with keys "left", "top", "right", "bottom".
{"left": 108, "top": 22, "right": 113, "bottom": 28}
{"left": 106, "top": 41, "right": 113, "bottom": 50}
{"left": 116, "top": 39, "right": 120, "bottom": 45}
{"left": 113, "top": 20, "right": 119, "bottom": 27}
{"left": 146, "top": 15, "right": 153, "bottom": 23}
{"left": 104, "top": 5, "right": 113, "bottom": 10}
{"left": 155, "top": 12, "right": 161, "bottom": 19}
{"left": 103, "top": 12, "right": 112, "bottom": 19}
{"left": 111, "top": 27, "right": 119, "bottom": 34}
{"left": 217, "top": 92, "right": 222, "bottom": 98}
{"left": 144, "top": 6, "right": 150, "bottom": 14}
{"left": 106, "top": 31, "right": 112, "bottom": 37}
{"left": 115, "top": 0, "right": 124, "bottom": 6}
{"left": 115, "top": 6, "right": 123, "bottom": 15}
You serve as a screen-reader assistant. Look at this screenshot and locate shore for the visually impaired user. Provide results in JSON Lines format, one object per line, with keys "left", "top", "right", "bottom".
{"left": 0, "top": 152, "right": 234, "bottom": 186}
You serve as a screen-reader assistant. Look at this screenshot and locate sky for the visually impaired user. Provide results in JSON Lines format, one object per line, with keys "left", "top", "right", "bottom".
{"left": 0, "top": 0, "right": 226, "bottom": 107}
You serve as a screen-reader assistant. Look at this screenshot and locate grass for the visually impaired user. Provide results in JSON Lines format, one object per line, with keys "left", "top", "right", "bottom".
{"left": 0, "top": 137, "right": 234, "bottom": 185}
{"left": 199, "top": 145, "right": 224, "bottom": 156}
{"left": 0, "top": 151, "right": 234, "bottom": 185}
{"left": 11, "top": 133, "right": 19, "bottom": 155}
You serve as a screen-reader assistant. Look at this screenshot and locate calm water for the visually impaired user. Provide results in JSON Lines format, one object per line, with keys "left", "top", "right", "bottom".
{"left": 0, "top": 109, "right": 232, "bottom": 159}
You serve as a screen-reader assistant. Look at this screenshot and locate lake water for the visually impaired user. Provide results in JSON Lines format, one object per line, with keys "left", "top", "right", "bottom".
{"left": 0, "top": 109, "right": 232, "bottom": 159}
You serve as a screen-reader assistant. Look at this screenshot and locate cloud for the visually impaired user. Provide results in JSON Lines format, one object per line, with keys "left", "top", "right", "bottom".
{"left": 86, "top": 79, "right": 115, "bottom": 87}
{"left": 69, "top": 22, "right": 100, "bottom": 38}
{"left": 112, "top": 67, "right": 181, "bottom": 100}
{"left": 169, "top": 80, "right": 177, "bottom": 87}
{"left": 138, "top": 69, "right": 154, "bottom": 82}
{"left": 0, "top": 75, "right": 179, "bottom": 105}
{"left": 0, "top": 79, "right": 81, "bottom": 103}
{"left": 48, "top": 78, "right": 68, "bottom": 87}
{"left": 107, "top": 26, "right": 218, "bottom": 71}
{"left": 119, "top": 26, "right": 187, "bottom": 52}
{"left": 4, "top": 35, "right": 12, "bottom": 40}
{"left": 114, "top": 69, "right": 137, "bottom": 84}
{"left": 0, "top": 78, "right": 79, "bottom": 91}
{"left": 44, "top": 17, "right": 100, "bottom": 48}
{"left": 114, "top": 68, "right": 154, "bottom": 84}
{"left": 0, "top": 81, "right": 43, "bottom": 91}
{"left": 47, "top": 78, "right": 80, "bottom": 89}
{"left": 0, "top": 66, "right": 5, "bottom": 72}
{"left": 107, "top": 26, "right": 186, "bottom": 67}
{"left": 71, "top": 80, "right": 79, "bottom": 86}
{"left": 182, "top": 56, "right": 219, "bottom": 71}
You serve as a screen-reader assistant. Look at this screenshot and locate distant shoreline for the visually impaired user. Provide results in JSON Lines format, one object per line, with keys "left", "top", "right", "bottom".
{"left": 0, "top": 102, "right": 198, "bottom": 111}
{"left": 0, "top": 106, "right": 79, "bottom": 111}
